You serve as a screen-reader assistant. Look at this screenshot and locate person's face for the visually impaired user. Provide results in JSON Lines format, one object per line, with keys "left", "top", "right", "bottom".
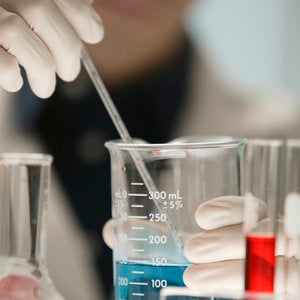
{"left": 89, "top": 0, "right": 190, "bottom": 86}
{"left": 93, "top": 0, "right": 190, "bottom": 38}
{"left": 93, "top": 0, "right": 189, "bottom": 22}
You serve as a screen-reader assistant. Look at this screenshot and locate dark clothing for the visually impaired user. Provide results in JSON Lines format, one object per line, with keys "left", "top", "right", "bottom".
{"left": 18, "top": 39, "right": 192, "bottom": 296}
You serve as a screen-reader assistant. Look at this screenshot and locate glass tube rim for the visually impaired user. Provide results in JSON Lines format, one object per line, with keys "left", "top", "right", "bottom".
{"left": 248, "top": 138, "right": 283, "bottom": 148}
{"left": 0, "top": 153, "right": 53, "bottom": 166}
{"left": 105, "top": 136, "right": 246, "bottom": 151}
{"left": 286, "top": 139, "right": 300, "bottom": 147}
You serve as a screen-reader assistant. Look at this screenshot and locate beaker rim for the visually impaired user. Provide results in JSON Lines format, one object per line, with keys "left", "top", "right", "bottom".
{"left": 248, "top": 138, "right": 284, "bottom": 147}
{"left": 0, "top": 153, "right": 53, "bottom": 165}
{"left": 286, "top": 138, "right": 300, "bottom": 147}
{"left": 105, "top": 136, "right": 247, "bottom": 150}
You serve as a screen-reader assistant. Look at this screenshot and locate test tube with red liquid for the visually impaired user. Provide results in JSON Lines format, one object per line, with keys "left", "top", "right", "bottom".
{"left": 244, "top": 140, "right": 283, "bottom": 293}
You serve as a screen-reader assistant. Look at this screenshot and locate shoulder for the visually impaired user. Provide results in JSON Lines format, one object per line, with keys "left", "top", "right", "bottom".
{"left": 238, "top": 89, "right": 300, "bottom": 138}
{"left": 177, "top": 48, "right": 300, "bottom": 139}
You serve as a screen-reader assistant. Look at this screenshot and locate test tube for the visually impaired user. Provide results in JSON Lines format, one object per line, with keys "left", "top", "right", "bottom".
{"left": 244, "top": 139, "right": 283, "bottom": 293}
{"left": 284, "top": 139, "right": 300, "bottom": 294}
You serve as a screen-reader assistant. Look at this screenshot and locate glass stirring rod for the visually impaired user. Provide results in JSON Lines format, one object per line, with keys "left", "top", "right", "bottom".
{"left": 80, "top": 47, "right": 185, "bottom": 254}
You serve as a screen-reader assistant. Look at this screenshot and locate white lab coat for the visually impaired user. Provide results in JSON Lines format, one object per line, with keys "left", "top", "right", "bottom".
{"left": 0, "top": 51, "right": 299, "bottom": 300}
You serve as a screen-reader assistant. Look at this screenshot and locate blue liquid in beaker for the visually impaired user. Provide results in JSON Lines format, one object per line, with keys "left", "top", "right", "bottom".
{"left": 115, "top": 261, "right": 193, "bottom": 300}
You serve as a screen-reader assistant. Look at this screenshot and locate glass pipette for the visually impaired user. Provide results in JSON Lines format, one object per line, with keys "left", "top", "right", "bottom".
{"left": 80, "top": 46, "right": 185, "bottom": 254}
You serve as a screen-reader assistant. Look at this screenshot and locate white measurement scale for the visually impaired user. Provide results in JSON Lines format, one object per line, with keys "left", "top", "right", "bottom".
{"left": 113, "top": 178, "right": 188, "bottom": 300}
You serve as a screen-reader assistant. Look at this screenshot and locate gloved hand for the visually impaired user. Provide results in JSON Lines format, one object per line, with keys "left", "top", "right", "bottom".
{"left": 0, "top": 274, "right": 39, "bottom": 300}
{"left": 183, "top": 196, "right": 290, "bottom": 293}
{"left": 102, "top": 197, "right": 269, "bottom": 288}
{"left": 102, "top": 196, "right": 295, "bottom": 293}
{"left": 183, "top": 196, "right": 253, "bottom": 291}
{"left": 0, "top": 0, "right": 104, "bottom": 98}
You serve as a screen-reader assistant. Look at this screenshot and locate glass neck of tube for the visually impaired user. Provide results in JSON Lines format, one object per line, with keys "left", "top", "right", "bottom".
{"left": 0, "top": 164, "right": 49, "bottom": 269}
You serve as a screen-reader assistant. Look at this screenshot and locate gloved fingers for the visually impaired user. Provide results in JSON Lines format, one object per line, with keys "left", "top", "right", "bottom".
{"left": 53, "top": 0, "right": 104, "bottom": 43}
{"left": 184, "top": 224, "right": 244, "bottom": 263}
{"left": 29, "top": 0, "right": 82, "bottom": 82}
{"left": 183, "top": 256, "right": 299, "bottom": 293}
{"left": 195, "top": 196, "right": 244, "bottom": 230}
{"left": 102, "top": 218, "right": 190, "bottom": 261}
{"left": 102, "top": 219, "right": 114, "bottom": 249}
{"left": 195, "top": 195, "right": 267, "bottom": 230}
{"left": 102, "top": 219, "right": 171, "bottom": 251}
{"left": 0, "top": 0, "right": 103, "bottom": 88}
{"left": 0, "top": 8, "right": 56, "bottom": 98}
{"left": 184, "top": 218, "right": 285, "bottom": 263}
{"left": 183, "top": 259, "right": 244, "bottom": 290}
{"left": 0, "top": 0, "right": 84, "bottom": 82}
{"left": 0, "top": 0, "right": 103, "bottom": 45}
{"left": 0, "top": 47, "right": 23, "bottom": 92}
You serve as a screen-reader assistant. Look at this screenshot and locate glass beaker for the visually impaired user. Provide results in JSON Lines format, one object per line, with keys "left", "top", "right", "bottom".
{"left": 106, "top": 136, "right": 246, "bottom": 300}
{"left": 0, "top": 153, "right": 64, "bottom": 300}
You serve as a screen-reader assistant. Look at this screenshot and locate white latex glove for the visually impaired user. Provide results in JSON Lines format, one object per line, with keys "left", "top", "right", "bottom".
{"left": 102, "top": 218, "right": 114, "bottom": 249}
{"left": 103, "top": 196, "right": 298, "bottom": 293}
{"left": 183, "top": 196, "right": 294, "bottom": 293}
{"left": 183, "top": 196, "right": 250, "bottom": 291}
{"left": 0, "top": 0, "right": 104, "bottom": 98}
{"left": 183, "top": 196, "right": 299, "bottom": 294}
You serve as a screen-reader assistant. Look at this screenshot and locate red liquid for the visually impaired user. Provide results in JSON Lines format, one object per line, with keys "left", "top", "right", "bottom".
{"left": 245, "top": 234, "right": 275, "bottom": 293}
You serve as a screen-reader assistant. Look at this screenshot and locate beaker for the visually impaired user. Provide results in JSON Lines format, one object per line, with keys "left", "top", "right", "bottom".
{"left": 0, "top": 153, "right": 64, "bottom": 300}
{"left": 106, "top": 136, "right": 246, "bottom": 300}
